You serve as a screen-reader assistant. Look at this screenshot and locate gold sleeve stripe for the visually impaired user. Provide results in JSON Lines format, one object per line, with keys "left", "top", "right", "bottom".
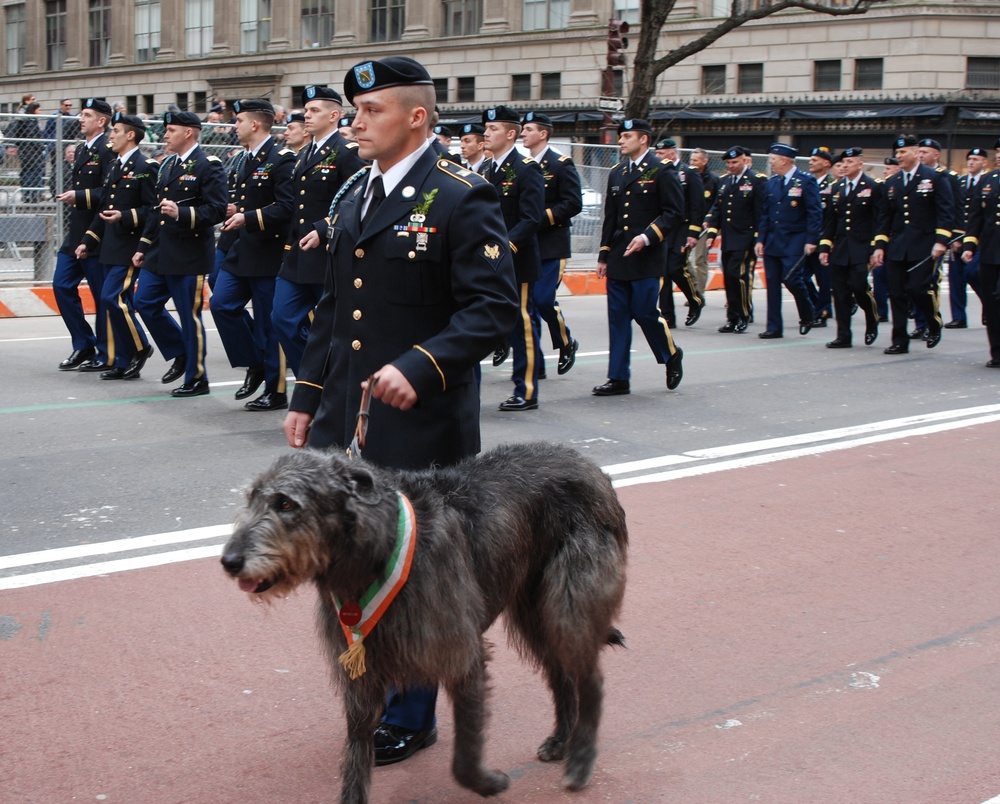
{"left": 140, "top": 237, "right": 152, "bottom": 245}
{"left": 189, "top": 207, "right": 196, "bottom": 229}
{"left": 964, "top": 236, "right": 979, "bottom": 245}
{"left": 546, "top": 208, "right": 555, "bottom": 226}
{"left": 650, "top": 223, "right": 664, "bottom": 242}
{"left": 935, "top": 229, "right": 951, "bottom": 237}
{"left": 414, "top": 345, "right": 446, "bottom": 391}
{"left": 131, "top": 209, "right": 139, "bottom": 228}
{"left": 819, "top": 239, "right": 833, "bottom": 248}
{"left": 85, "top": 229, "right": 100, "bottom": 241}
{"left": 296, "top": 380, "right": 323, "bottom": 390}
{"left": 85, "top": 189, "right": 92, "bottom": 209}
{"left": 256, "top": 209, "right": 265, "bottom": 229}
{"left": 874, "top": 234, "right": 889, "bottom": 244}
{"left": 509, "top": 241, "right": 518, "bottom": 254}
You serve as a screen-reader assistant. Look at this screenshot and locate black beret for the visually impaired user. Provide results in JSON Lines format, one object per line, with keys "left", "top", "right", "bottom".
{"left": 302, "top": 85, "right": 343, "bottom": 105}
{"left": 461, "top": 123, "right": 485, "bottom": 136}
{"left": 723, "top": 147, "right": 744, "bottom": 160}
{"left": 617, "top": 118, "right": 652, "bottom": 136}
{"left": 522, "top": 111, "right": 553, "bottom": 129}
{"left": 287, "top": 112, "right": 306, "bottom": 125}
{"left": 163, "top": 110, "right": 202, "bottom": 128}
{"left": 83, "top": 98, "right": 113, "bottom": 117}
{"left": 968, "top": 147, "right": 988, "bottom": 158}
{"left": 434, "top": 125, "right": 453, "bottom": 137}
{"left": 995, "top": 137, "right": 1000, "bottom": 150}
{"left": 654, "top": 137, "right": 677, "bottom": 149}
{"left": 344, "top": 57, "right": 433, "bottom": 105}
{"left": 339, "top": 117, "right": 353, "bottom": 128}
{"left": 483, "top": 105, "right": 520, "bottom": 125}
{"left": 233, "top": 98, "right": 274, "bottom": 116}
{"left": 918, "top": 138, "right": 942, "bottom": 151}
{"left": 841, "top": 147, "right": 863, "bottom": 158}
{"left": 810, "top": 147, "right": 834, "bottom": 162}
{"left": 112, "top": 112, "right": 146, "bottom": 132}
{"left": 884, "top": 156, "right": 899, "bottom": 166}
{"left": 210, "top": 104, "right": 223, "bottom": 113}
{"left": 894, "top": 135, "right": 918, "bottom": 149}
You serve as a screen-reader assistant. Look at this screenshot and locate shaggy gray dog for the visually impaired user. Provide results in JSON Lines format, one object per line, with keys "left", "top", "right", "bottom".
{"left": 221, "top": 442, "right": 628, "bottom": 804}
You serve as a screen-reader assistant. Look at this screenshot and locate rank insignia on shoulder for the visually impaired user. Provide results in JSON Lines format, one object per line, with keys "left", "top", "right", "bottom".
{"left": 346, "top": 141, "right": 359, "bottom": 149}
{"left": 483, "top": 242, "right": 502, "bottom": 262}
{"left": 206, "top": 155, "right": 222, "bottom": 163}
{"left": 279, "top": 148, "right": 295, "bottom": 156}
{"left": 558, "top": 154, "right": 571, "bottom": 162}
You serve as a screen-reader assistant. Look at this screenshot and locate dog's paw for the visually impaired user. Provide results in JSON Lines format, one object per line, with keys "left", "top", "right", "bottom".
{"left": 536, "top": 736, "right": 565, "bottom": 762}
{"left": 562, "top": 750, "right": 596, "bottom": 791}
{"left": 455, "top": 767, "right": 510, "bottom": 797}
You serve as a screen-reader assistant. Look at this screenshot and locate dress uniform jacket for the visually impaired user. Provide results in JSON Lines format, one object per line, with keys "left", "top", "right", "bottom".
{"left": 819, "top": 173, "right": 887, "bottom": 266}
{"left": 816, "top": 173, "right": 837, "bottom": 212}
{"left": 485, "top": 150, "right": 545, "bottom": 284}
{"left": 80, "top": 150, "right": 158, "bottom": 266}
{"left": 599, "top": 151, "right": 684, "bottom": 281}
{"left": 535, "top": 146, "right": 583, "bottom": 261}
{"left": 289, "top": 148, "right": 519, "bottom": 469}
{"left": 703, "top": 169, "right": 766, "bottom": 253}
{"left": 956, "top": 172, "right": 983, "bottom": 236}
{"left": 757, "top": 168, "right": 823, "bottom": 257}
{"left": 280, "top": 132, "right": 366, "bottom": 286}
{"left": 874, "top": 164, "right": 956, "bottom": 261}
{"left": 137, "top": 146, "right": 228, "bottom": 275}
{"left": 60, "top": 134, "right": 115, "bottom": 254}
{"left": 677, "top": 162, "right": 706, "bottom": 242}
{"left": 432, "top": 138, "right": 462, "bottom": 164}
{"left": 698, "top": 168, "right": 719, "bottom": 213}
{"left": 221, "top": 137, "right": 296, "bottom": 276}
{"left": 963, "top": 169, "right": 1000, "bottom": 261}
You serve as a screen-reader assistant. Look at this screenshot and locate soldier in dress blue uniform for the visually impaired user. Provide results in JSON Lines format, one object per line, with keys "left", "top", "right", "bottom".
{"left": 210, "top": 99, "right": 297, "bottom": 411}
{"left": 132, "top": 111, "right": 228, "bottom": 396}
{"left": 273, "top": 86, "right": 366, "bottom": 377}
{"left": 458, "top": 123, "right": 487, "bottom": 173}
{"left": 817, "top": 147, "right": 883, "bottom": 348}
{"left": 53, "top": 98, "right": 115, "bottom": 372}
{"left": 593, "top": 118, "right": 684, "bottom": 396}
{"left": 481, "top": 105, "right": 546, "bottom": 411}
{"left": 76, "top": 113, "right": 157, "bottom": 380}
{"left": 960, "top": 154, "right": 1000, "bottom": 368}
{"left": 754, "top": 143, "right": 820, "bottom": 338}
{"left": 284, "top": 56, "right": 518, "bottom": 769}
{"left": 703, "top": 145, "right": 765, "bottom": 333}
{"left": 431, "top": 123, "right": 462, "bottom": 163}
{"left": 804, "top": 148, "right": 838, "bottom": 326}
{"left": 946, "top": 147, "right": 989, "bottom": 328}
{"left": 871, "top": 135, "right": 956, "bottom": 354}
{"left": 521, "top": 111, "right": 582, "bottom": 377}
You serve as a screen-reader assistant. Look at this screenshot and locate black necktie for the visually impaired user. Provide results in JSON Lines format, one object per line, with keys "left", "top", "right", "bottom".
{"left": 308, "top": 142, "right": 317, "bottom": 161}
{"left": 362, "top": 175, "right": 384, "bottom": 229}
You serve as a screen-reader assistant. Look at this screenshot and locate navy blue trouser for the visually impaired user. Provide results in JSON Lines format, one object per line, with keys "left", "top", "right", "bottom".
{"left": 134, "top": 272, "right": 208, "bottom": 385}
{"left": 606, "top": 275, "right": 676, "bottom": 381}
{"left": 531, "top": 258, "right": 573, "bottom": 373}
{"left": 53, "top": 250, "right": 110, "bottom": 363}
{"left": 509, "top": 281, "right": 540, "bottom": 401}
{"left": 949, "top": 251, "right": 982, "bottom": 323}
{"left": 762, "top": 253, "right": 815, "bottom": 335}
{"left": 271, "top": 276, "right": 323, "bottom": 376}
{"left": 210, "top": 270, "right": 284, "bottom": 394}
{"left": 100, "top": 264, "right": 149, "bottom": 365}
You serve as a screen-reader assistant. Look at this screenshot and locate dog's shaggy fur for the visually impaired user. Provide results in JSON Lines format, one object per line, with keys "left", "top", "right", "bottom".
{"left": 221, "top": 442, "right": 628, "bottom": 804}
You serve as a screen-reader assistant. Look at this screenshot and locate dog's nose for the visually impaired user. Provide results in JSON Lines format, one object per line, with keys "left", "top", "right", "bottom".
{"left": 221, "top": 552, "right": 245, "bottom": 575}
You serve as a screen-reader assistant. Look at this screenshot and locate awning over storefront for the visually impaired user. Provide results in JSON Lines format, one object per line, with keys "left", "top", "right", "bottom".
{"left": 958, "top": 107, "right": 1000, "bottom": 121}
{"left": 652, "top": 107, "right": 779, "bottom": 121}
{"left": 784, "top": 104, "right": 945, "bottom": 120}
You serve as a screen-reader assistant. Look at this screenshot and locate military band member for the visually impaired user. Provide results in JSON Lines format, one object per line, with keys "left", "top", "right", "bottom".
{"left": 133, "top": 111, "right": 228, "bottom": 396}
{"left": 687, "top": 147, "right": 718, "bottom": 297}
{"left": 482, "top": 105, "right": 545, "bottom": 411}
{"left": 458, "top": 123, "right": 486, "bottom": 173}
{"left": 872, "top": 135, "right": 956, "bottom": 354}
{"left": 76, "top": 112, "right": 157, "bottom": 380}
{"left": 521, "top": 111, "right": 582, "bottom": 377}
{"left": 805, "top": 148, "right": 837, "bottom": 326}
{"left": 594, "top": 118, "right": 684, "bottom": 396}
{"left": 754, "top": 143, "right": 820, "bottom": 338}
{"left": 211, "top": 99, "right": 297, "bottom": 411}
{"left": 654, "top": 137, "right": 705, "bottom": 328}
{"left": 703, "top": 146, "right": 764, "bottom": 333}
{"left": 960, "top": 157, "right": 1000, "bottom": 368}
{"left": 817, "top": 147, "right": 883, "bottom": 348}
{"left": 54, "top": 98, "right": 115, "bottom": 372}
{"left": 946, "top": 147, "right": 989, "bottom": 329}
{"left": 274, "top": 86, "right": 366, "bottom": 376}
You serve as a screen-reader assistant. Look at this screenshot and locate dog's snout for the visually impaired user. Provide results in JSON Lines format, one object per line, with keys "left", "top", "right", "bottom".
{"left": 221, "top": 551, "right": 245, "bottom": 575}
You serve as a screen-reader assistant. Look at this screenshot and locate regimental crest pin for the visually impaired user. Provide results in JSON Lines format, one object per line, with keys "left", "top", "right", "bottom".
{"left": 401, "top": 186, "right": 416, "bottom": 199}
{"left": 355, "top": 63, "right": 376, "bottom": 90}
{"left": 306, "top": 86, "right": 316, "bottom": 99}
{"left": 623, "top": 120, "right": 634, "bottom": 131}
{"left": 487, "top": 109, "right": 497, "bottom": 121}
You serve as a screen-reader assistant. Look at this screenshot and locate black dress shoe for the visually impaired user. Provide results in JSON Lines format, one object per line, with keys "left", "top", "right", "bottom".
{"left": 78, "top": 358, "right": 109, "bottom": 372}
{"left": 851, "top": 303, "right": 859, "bottom": 316}
{"left": 944, "top": 319, "right": 967, "bottom": 329}
{"left": 864, "top": 327, "right": 878, "bottom": 346}
{"left": 244, "top": 392, "right": 288, "bottom": 411}
{"left": 123, "top": 344, "right": 154, "bottom": 380}
{"left": 925, "top": 328, "right": 942, "bottom": 349}
{"left": 799, "top": 319, "right": 813, "bottom": 336}
{"left": 100, "top": 367, "right": 127, "bottom": 379}
{"left": 734, "top": 317, "right": 749, "bottom": 333}
{"left": 909, "top": 326, "right": 927, "bottom": 340}
{"left": 492, "top": 344, "right": 510, "bottom": 366}
{"left": 759, "top": 331, "right": 783, "bottom": 339}
{"left": 666, "top": 347, "right": 684, "bottom": 390}
{"left": 811, "top": 318, "right": 827, "bottom": 328}
{"left": 884, "top": 344, "right": 909, "bottom": 355}
{"left": 717, "top": 321, "right": 736, "bottom": 333}
{"left": 825, "top": 339, "right": 852, "bottom": 348}
{"left": 58, "top": 347, "right": 96, "bottom": 371}
{"left": 557, "top": 338, "right": 578, "bottom": 375}
{"left": 373, "top": 724, "right": 437, "bottom": 767}
{"left": 685, "top": 298, "right": 705, "bottom": 326}
{"left": 878, "top": 315, "right": 889, "bottom": 323}
{"left": 235, "top": 366, "right": 266, "bottom": 400}
{"left": 592, "top": 379, "right": 630, "bottom": 396}
{"left": 498, "top": 395, "right": 538, "bottom": 411}
{"left": 986, "top": 358, "right": 1000, "bottom": 368}
{"left": 162, "top": 356, "right": 186, "bottom": 384}
{"left": 171, "top": 378, "right": 210, "bottom": 397}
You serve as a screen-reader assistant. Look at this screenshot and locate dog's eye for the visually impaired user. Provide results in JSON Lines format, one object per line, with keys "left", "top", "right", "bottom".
{"left": 276, "top": 496, "right": 298, "bottom": 512}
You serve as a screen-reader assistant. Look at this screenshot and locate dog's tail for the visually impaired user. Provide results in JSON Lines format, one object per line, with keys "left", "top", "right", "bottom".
{"left": 607, "top": 627, "right": 628, "bottom": 649}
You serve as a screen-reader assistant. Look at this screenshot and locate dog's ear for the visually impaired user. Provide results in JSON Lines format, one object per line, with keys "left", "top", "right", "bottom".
{"left": 344, "top": 463, "right": 381, "bottom": 506}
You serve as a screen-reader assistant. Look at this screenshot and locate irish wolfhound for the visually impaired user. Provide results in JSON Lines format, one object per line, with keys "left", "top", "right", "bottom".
{"left": 221, "top": 441, "right": 628, "bottom": 804}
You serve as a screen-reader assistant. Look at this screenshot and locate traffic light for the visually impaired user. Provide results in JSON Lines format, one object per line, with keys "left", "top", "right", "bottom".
{"left": 607, "top": 19, "right": 629, "bottom": 67}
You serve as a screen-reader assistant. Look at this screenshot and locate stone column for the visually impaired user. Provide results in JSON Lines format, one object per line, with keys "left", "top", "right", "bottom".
{"left": 401, "top": 0, "right": 431, "bottom": 40}
{"left": 155, "top": 0, "right": 181, "bottom": 61}
{"left": 105, "top": 0, "right": 131, "bottom": 65}
{"left": 332, "top": 0, "right": 359, "bottom": 46}
{"left": 266, "top": 0, "right": 294, "bottom": 51}
{"left": 480, "top": 0, "right": 511, "bottom": 34}
{"left": 569, "top": 0, "right": 600, "bottom": 28}
{"left": 21, "top": 0, "right": 46, "bottom": 73}
{"left": 62, "top": 0, "right": 85, "bottom": 69}
{"left": 212, "top": 0, "right": 232, "bottom": 55}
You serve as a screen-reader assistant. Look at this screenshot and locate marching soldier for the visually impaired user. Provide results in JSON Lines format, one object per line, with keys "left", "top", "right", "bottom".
{"left": 458, "top": 123, "right": 486, "bottom": 173}
{"left": 594, "top": 118, "right": 684, "bottom": 396}
{"left": 75, "top": 112, "right": 157, "bottom": 380}
{"left": 703, "top": 146, "right": 765, "bottom": 333}
{"left": 805, "top": 148, "right": 838, "bottom": 326}
{"left": 282, "top": 111, "right": 308, "bottom": 152}
{"left": 946, "top": 147, "right": 989, "bottom": 329}
{"left": 817, "top": 147, "right": 883, "bottom": 348}
{"left": 872, "top": 135, "right": 956, "bottom": 355}
{"left": 687, "top": 147, "right": 718, "bottom": 298}
{"left": 431, "top": 124, "right": 461, "bottom": 163}
{"left": 132, "top": 110, "right": 228, "bottom": 396}
{"left": 960, "top": 156, "right": 1000, "bottom": 368}
{"left": 210, "top": 99, "right": 297, "bottom": 411}
{"left": 521, "top": 111, "right": 582, "bottom": 377}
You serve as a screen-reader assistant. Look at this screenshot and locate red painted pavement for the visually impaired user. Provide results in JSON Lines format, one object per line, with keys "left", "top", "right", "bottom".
{"left": 3, "top": 423, "right": 1000, "bottom": 803}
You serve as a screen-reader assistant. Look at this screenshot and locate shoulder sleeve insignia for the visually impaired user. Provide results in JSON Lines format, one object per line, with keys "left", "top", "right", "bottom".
{"left": 484, "top": 242, "right": 501, "bottom": 261}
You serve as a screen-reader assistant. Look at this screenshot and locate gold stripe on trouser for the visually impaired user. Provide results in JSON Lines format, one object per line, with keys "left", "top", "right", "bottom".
{"left": 105, "top": 311, "right": 115, "bottom": 365}
{"left": 117, "top": 266, "right": 144, "bottom": 351}
{"left": 307, "top": 308, "right": 315, "bottom": 324}
{"left": 656, "top": 277, "right": 678, "bottom": 355}
{"left": 676, "top": 258, "right": 700, "bottom": 303}
{"left": 552, "top": 258, "right": 571, "bottom": 346}
{"left": 928, "top": 258, "right": 943, "bottom": 328}
{"left": 739, "top": 251, "right": 753, "bottom": 318}
{"left": 519, "top": 282, "right": 537, "bottom": 400}
{"left": 192, "top": 275, "right": 207, "bottom": 380}
{"left": 276, "top": 346, "right": 287, "bottom": 394}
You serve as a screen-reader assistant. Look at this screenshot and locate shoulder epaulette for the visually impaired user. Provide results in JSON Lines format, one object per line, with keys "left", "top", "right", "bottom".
{"left": 558, "top": 154, "right": 571, "bottom": 163}
{"left": 755, "top": 172, "right": 767, "bottom": 178}
{"left": 874, "top": 177, "right": 884, "bottom": 183}
{"left": 279, "top": 148, "right": 295, "bottom": 156}
{"left": 206, "top": 155, "right": 222, "bottom": 163}
{"left": 328, "top": 165, "right": 370, "bottom": 217}
{"left": 345, "top": 141, "right": 359, "bottom": 149}
{"left": 522, "top": 156, "right": 535, "bottom": 164}
{"left": 436, "top": 159, "right": 477, "bottom": 185}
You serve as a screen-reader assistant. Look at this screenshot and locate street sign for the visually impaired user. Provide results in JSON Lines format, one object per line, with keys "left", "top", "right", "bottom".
{"left": 598, "top": 96, "right": 625, "bottom": 113}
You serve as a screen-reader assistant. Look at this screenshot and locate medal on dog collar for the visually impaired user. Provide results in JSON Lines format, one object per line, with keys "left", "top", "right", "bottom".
{"left": 339, "top": 601, "right": 362, "bottom": 627}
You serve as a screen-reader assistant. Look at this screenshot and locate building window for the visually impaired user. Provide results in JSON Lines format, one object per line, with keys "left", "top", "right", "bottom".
{"left": 541, "top": 72, "right": 561, "bottom": 100}
{"left": 711, "top": 0, "right": 728, "bottom": 16}
{"left": 46, "top": 0, "right": 67, "bottom": 71}
{"left": 702, "top": 65, "right": 726, "bottom": 95}
{"left": 175, "top": 92, "right": 189, "bottom": 111}
{"left": 186, "top": 0, "right": 214, "bottom": 58}
{"left": 433, "top": 78, "right": 449, "bottom": 104}
{"left": 853, "top": 57, "right": 882, "bottom": 91}
{"left": 193, "top": 91, "right": 208, "bottom": 113}
{"left": 523, "top": 0, "right": 569, "bottom": 31}
{"left": 814, "top": 60, "right": 841, "bottom": 91}
{"left": 135, "top": 0, "right": 161, "bottom": 63}
{"left": 512, "top": 74, "right": 531, "bottom": 101}
{"left": 301, "top": 1, "right": 334, "bottom": 48}
{"left": 89, "top": 0, "right": 112, "bottom": 66}
{"left": 370, "top": 0, "right": 404, "bottom": 42}
{"left": 613, "top": 0, "right": 639, "bottom": 25}
{"left": 457, "top": 77, "right": 475, "bottom": 103}
{"left": 967, "top": 57, "right": 1000, "bottom": 90}
{"left": 143, "top": 93, "right": 155, "bottom": 114}
{"left": 240, "top": 0, "right": 271, "bottom": 53}
{"left": 443, "top": 0, "right": 481, "bottom": 36}
{"left": 5, "top": 4, "right": 26, "bottom": 75}
{"left": 738, "top": 63, "right": 763, "bottom": 94}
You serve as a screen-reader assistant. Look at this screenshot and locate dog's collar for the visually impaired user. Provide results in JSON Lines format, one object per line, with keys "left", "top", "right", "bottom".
{"left": 332, "top": 491, "right": 416, "bottom": 680}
